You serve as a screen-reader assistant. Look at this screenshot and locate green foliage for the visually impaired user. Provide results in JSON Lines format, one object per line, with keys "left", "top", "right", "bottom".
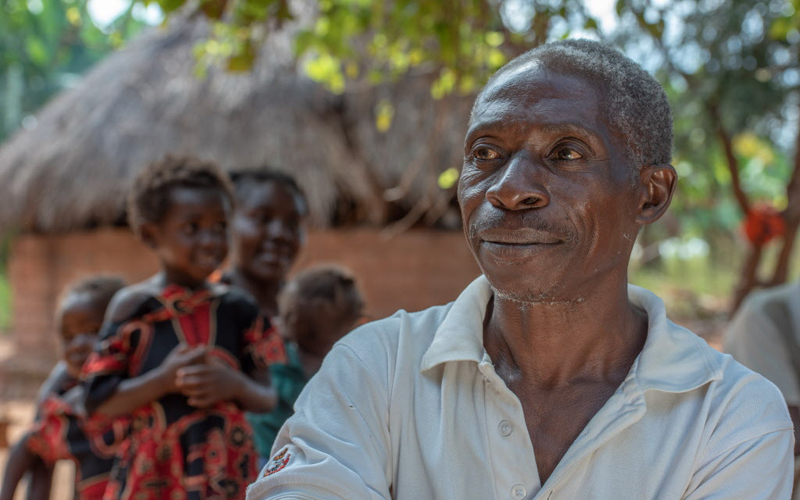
{"left": 172, "top": 0, "right": 600, "bottom": 95}
{"left": 0, "top": 0, "right": 149, "bottom": 141}
{"left": 613, "top": 0, "right": 800, "bottom": 252}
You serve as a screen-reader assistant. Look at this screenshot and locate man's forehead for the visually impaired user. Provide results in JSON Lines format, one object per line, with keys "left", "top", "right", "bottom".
{"left": 468, "top": 63, "right": 607, "bottom": 139}
{"left": 474, "top": 61, "right": 601, "bottom": 115}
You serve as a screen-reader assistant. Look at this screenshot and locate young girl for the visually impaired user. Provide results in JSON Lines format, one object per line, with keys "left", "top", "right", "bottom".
{"left": 81, "top": 156, "right": 277, "bottom": 500}
{"left": 254, "top": 266, "right": 365, "bottom": 457}
{"left": 224, "top": 168, "right": 308, "bottom": 320}
{"left": 220, "top": 168, "right": 308, "bottom": 459}
{"left": 0, "top": 276, "right": 126, "bottom": 500}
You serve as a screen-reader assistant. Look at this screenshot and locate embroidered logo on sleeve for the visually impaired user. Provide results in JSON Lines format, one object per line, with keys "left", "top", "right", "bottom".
{"left": 262, "top": 447, "right": 291, "bottom": 478}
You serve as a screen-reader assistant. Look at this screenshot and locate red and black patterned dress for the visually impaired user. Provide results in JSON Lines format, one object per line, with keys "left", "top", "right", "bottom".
{"left": 26, "top": 365, "right": 128, "bottom": 500}
{"left": 82, "top": 284, "right": 274, "bottom": 500}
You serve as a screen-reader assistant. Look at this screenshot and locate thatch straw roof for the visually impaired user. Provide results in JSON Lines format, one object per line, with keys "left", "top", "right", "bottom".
{"left": 0, "top": 17, "right": 474, "bottom": 234}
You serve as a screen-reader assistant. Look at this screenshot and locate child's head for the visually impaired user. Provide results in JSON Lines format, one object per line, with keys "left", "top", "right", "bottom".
{"left": 128, "top": 156, "right": 234, "bottom": 286}
{"left": 278, "top": 266, "right": 364, "bottom": 356}
{"left": 57, "top": 276, "right": 126, "bottom": 377}
{"left": 228, "top": 168, "right": 308, "bottom": 285}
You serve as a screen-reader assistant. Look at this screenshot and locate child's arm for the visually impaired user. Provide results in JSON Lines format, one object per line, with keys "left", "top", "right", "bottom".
{"left": 0, "top": 434, "right": 53, "bottom": 500}
{"left": 92, "top": 343, "right": 206, "bottom": 417}
{"left": 84, "top": 286, "right": 207, "bottom": 417}
{"left": 176, "top": 361, "right": 277, "bottom": 412}
{"left": 24, "top": 459, "right": 52, "bottom": 500}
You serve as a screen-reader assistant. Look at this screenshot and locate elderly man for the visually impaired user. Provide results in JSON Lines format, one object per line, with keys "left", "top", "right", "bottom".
{"left": 247, "top": 40, "right": 793, "bottom": 500}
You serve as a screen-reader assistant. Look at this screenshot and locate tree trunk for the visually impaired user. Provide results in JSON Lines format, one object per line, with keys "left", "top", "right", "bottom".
{"left": 732, "top": 242, "right": 764, "bottom": 313}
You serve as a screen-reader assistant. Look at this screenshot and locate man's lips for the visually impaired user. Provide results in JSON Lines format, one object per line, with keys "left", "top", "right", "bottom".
{"left": 477, "top": 227, "right": 565, "bottom": 262}
{"left": 478, "top": 227, "right": 563, "bottom": 245}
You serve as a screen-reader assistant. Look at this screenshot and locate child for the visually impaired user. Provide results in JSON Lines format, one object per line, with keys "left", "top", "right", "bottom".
{"left": 81, "top": 156, "right": 277, "bottom": 500}
{"left": 224, "top": 168, "right": 308, "bottom": 320}
{"left": 248, "top": 266, "right": 365, "bottom": 458}
{"left": 0, "top": 276, "right": 126, "bottom": 500}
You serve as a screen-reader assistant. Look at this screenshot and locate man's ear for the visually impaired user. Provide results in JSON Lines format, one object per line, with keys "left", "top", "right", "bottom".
{"left": 636, "top": 164, "right": 677, "bottom": 225}
{"left": 139, "top": 221, "right": 159, "bottom": 250}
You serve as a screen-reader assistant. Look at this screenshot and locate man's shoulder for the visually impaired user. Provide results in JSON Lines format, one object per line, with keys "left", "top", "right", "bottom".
{"left": 334, "top": 302, "right": 456, "bottom": 369}
{"left": 649, "top": 317, "right": 790, "bottom": 431}
{"left": 704, "top": 347, "right": 792, "bottom": 439}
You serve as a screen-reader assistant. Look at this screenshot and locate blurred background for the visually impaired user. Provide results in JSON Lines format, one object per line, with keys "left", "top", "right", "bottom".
{"left": 0, "top": 0, "right": 799, "bottom": 494}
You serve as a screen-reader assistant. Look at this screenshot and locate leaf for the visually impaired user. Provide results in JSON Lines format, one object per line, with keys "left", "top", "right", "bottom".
{"left": 303, "top": 52, "right": 346, "bottom": 93}
{"left": 374, "top": 99, "right": 394, "bottom": 132}
{"left": 438, "top": 168, "right": 460, "bottom": 189}
{"left": 484, "top": 31, "right": 503, "bottom": 47}
{"left": 200, "top": 0, "right": 227, "bottom": 20}
{"left": 25, "top": 37, "right": 49, "bottom": 65}
{"left": 226, "top": 39, "right": 255, "bottom": 72}
{"left": 158, "top": 0, "right": 186, "bottom": 14}
{"left": 65, "top": 6, "right": 81, "bottom": 26}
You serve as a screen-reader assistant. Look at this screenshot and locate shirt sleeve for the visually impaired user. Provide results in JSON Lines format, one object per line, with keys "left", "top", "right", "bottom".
{"left": 724, "top": 297, "right": 800, "bottom": 406}
{"left": 683, "top": 365, "right": 795, "bottom": 500}
{"left": 682, "top": 429, "right": 794, "bottom": 499}
{"left": 246, "top": 343, "right": 392, "bottom": 500}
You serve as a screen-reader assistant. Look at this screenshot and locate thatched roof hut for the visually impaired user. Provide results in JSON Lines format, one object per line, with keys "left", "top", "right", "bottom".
{"left": 0, "top": 16, "right": 474, "bottom": 234}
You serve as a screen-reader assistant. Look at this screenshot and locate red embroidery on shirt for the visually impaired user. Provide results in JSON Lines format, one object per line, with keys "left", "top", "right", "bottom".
{"left": 262, "top": 448, "right": 291, "bottom": 477}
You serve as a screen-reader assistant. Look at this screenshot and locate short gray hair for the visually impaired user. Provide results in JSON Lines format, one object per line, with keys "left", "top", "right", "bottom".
{"left": 476, "top": 39, "right": 673, "bottom": 171}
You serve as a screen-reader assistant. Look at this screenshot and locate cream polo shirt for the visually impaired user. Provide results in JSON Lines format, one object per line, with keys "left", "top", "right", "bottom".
{"left": 247, "top": 276, "right": 794, "bottom": 500}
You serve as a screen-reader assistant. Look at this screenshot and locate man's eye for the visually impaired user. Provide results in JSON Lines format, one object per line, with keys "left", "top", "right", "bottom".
{"left": 213, "top": 221, "right": 227, "bottom": 233}
{"left": 183, "top": 223, "right": 199, "bottom": 235}
{"left": 473, "top": 146, "right": 500, "bottom": 160}
{"left": 553, "top": 147, "right": 583, "bottom": 160}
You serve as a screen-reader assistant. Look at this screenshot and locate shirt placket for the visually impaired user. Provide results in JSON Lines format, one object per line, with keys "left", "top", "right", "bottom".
{"left": 479, "top": 356, "right": 540, "bottom": 500}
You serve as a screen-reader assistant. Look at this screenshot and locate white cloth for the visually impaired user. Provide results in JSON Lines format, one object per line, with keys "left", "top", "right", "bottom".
{"left": 724, "top": 282, "right": 800, "bottom": 406}
{"left": 247, "top": 276, "right": 794, "bottom": 500}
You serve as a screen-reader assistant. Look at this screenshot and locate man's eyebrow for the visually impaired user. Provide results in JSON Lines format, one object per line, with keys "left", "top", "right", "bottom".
{"left": 466, "top": 119, "right": 601, "bottom": 143}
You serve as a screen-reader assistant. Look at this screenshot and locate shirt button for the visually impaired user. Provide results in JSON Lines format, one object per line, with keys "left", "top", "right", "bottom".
{"left": 498, "top": 420, "right": 513, "bottom": 437}
{"left": 511, "top": 484, "right": 527, "bottom": 499}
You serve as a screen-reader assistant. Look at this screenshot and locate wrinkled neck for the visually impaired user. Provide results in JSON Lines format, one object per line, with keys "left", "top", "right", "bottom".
{"left": 483, "top": 282, "right": 647, "bottom": 389}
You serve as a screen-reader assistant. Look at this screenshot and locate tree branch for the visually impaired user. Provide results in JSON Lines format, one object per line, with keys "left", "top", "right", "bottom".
{"left": 708, "top": 102, "right": 750, "bottom": 215}
{"left": 769, "top": 110, "right": 800, "bottom": 285}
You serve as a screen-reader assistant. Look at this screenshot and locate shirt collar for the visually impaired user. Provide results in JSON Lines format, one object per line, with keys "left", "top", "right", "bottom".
{"left": 420, "top": 276, "right": 722, "bottom": 393}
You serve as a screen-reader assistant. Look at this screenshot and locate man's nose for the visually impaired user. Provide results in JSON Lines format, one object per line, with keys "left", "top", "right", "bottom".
{"left": 486, "top": 153, "right": 550, "bottom": 210}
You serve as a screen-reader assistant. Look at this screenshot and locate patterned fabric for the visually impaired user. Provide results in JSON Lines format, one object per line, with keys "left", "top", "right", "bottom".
{"left": 26, "top": 376, "right": 126, "bottom": 500}
{"left": 82, "top": 284, "right": 268, "bottom": 500}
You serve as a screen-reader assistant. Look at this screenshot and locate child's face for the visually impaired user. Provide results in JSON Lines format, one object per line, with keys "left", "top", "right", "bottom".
{"left": 231, "top": 182, "right": 304, "bottom": 284}
{"left": 59, "top": 292, "right": 106, "bottom": 377}
{"left": 145, "top": 186, "right": 230, "bottom": 287}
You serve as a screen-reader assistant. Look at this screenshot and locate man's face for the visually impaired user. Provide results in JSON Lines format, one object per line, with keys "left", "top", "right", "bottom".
{"left": 458, "top": 64, "right": 643, "bottom": 303}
